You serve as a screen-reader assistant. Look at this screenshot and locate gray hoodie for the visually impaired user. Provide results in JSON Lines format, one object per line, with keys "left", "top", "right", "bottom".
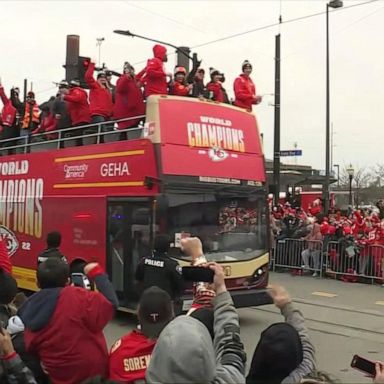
{"left": 281, "top": 303, "right": 316, "bottom": 384}
{"left": 146, "top": 291, "right": 246, "bottom": 384}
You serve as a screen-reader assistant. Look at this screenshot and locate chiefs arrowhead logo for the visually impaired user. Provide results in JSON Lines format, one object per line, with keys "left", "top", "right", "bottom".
{"left": 209, "top": 147, "right": 229, "bottom": 162}
{"left": 0, "top": 226, "right": 19, "bottom": 257}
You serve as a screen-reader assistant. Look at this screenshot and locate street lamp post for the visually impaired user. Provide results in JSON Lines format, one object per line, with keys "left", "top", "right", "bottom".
{"left": 324, "top": 0, "right": 343, "bottom": 214}
{"left": 346, "top": 163, "right": 354, "bottom": 207}
{"left": 96, "top": 37, "right": 105, "bottom": 68}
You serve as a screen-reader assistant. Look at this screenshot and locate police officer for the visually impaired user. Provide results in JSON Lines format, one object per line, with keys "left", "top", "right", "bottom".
{"left": 135, "top": 234, "right": 183, "bottom": 305}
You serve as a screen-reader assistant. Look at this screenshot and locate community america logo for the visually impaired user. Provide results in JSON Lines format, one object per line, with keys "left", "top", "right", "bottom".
{"left": 0, "top": 225, "right": 19, "bottom": 257}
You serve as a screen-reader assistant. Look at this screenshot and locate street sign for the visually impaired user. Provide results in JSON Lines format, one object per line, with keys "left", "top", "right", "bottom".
{"left": 280, "top": 150, "right": 302, "bottom": 157}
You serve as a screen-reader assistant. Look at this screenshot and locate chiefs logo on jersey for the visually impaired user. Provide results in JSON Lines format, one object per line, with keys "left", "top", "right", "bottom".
{"left": 0, "top": 226, "right": 19, "bottom": 257}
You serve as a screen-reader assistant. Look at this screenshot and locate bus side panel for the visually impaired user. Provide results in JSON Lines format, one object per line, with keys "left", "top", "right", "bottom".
{"left": 10, "top": 196, "right": 106, "bottom": 291}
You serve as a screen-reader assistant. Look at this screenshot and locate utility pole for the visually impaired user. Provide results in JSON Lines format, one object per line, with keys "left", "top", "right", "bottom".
{"left": 273, "top": 33, "right": 281, "bottom": 206}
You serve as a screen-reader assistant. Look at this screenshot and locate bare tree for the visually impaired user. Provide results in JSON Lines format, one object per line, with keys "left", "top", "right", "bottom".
{"left": 338, "top": 165, "right": 373, "bottom": 189}
{"left": 373, "top": 164, "right": 384, "bottom": 187}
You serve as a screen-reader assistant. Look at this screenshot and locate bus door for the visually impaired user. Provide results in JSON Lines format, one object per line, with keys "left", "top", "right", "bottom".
{"left": 107, "top": 200, "right": 153, "bottom": 309}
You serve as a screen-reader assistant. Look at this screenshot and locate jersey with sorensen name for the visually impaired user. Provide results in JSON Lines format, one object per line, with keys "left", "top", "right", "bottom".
{"left": 135, "top": 253, "right": 183, "bottom": 300}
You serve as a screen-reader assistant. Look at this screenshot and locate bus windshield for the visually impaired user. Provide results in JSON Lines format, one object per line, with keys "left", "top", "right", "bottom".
{"left": 164, "top": 192, "right": 268, "bottom": 262}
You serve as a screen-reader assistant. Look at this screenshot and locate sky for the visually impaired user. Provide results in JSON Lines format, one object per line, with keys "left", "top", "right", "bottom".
{"left": 0, "top": 0, "right": 383, "bottom": 171}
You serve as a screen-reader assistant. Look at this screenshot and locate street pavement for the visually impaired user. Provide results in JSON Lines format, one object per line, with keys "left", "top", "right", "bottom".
{"left": 104, "top": 272, "right": 384, "bottom": 383}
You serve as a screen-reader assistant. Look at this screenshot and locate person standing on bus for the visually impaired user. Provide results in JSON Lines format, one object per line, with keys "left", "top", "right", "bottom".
{"left": 62, "top": 79, "right": 91, "bottom": 144}
{"left": 0, "top": 81, "right": 18, "bottom": 152}
{"left": 206, "top": 68, "right": 228, "bottom": 103}
{"left": 84, "top": 60, "right": 114, "bottom": 130}
{"left": 170, "top": 66, "right": 193, "bottom": 97}
{"left": 113, "top": 62, "right": 145, "bottom": 133}
{"left": 37, "top": 231, "right": 67, "bottom": 266}
{"left": 233, "top": 60, "right": 262, "bottom": 111}
{"left": 136, "top": 44, "right": 171, "bottom": 97}
{"left": 135, "top": 235, "right": 183, "bottom": 306}
{"left": 21, "top": 92, "right": 40, "bottom": 138}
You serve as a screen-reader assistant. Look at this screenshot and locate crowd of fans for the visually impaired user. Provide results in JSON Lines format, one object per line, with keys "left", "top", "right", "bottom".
{"left": 271, "top": 197, "right": 384, "bottom": 280}
{"left": 0, "top": 44, "right": 262, "bottom": 150}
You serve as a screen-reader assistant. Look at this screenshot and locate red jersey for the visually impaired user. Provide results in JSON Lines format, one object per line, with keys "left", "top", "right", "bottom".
{"left": 0, "top": 238, "right": 12, "bottom": 274}
{"left": 109, "top": 330, "right": 156, "bottom": 383}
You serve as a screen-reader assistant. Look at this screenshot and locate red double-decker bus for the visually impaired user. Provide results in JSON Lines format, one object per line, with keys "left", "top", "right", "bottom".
{"left": 0, "top": 95, "right": 270, "bottom": 311}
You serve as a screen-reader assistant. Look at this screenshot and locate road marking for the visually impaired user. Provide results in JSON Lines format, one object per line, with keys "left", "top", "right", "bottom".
{"left": 311, "top": 291, "right": 337, "bottom": 298}
{"left": 374, "top": 301, "right": 384, "bottom": 306}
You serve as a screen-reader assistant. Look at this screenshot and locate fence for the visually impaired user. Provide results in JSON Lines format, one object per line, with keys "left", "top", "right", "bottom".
{"left": 272, "top": 237, "right": 384, "bottom": 284}
{"left": 273, "top": 239, "right": 324, "bottom": 277}
{"left": 325, "top": 241, "right": 384, "bottom": 283}
{"left": 0, "top": 115, "right": 146, "bottom": 156}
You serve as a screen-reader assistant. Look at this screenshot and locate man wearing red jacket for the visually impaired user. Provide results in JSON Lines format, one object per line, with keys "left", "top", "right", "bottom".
{"left": 0, "top": 81, "right": 18, "bottom": 153}
{"left": 85, "top": 60, "right": 113, "bottom": 127}
{"left": 233, "top": 60, "right": 262, "bottom": 111}
{"left": 136, "top": 44, "right": 171, "bottom": 97}
{"left": 170, "top": 66, "right": 193, "bottom": 96}
{"left": 19, "top": 258, "right": 118, "bottom": 384}
{"left": 113, "top": 62, "right": 145, "bottom": 133}
{"left": 62, "top": 80, "right": 91, "bottom": 145}
{"left": 109, "top": 286, "right": 173, "bottom": 382}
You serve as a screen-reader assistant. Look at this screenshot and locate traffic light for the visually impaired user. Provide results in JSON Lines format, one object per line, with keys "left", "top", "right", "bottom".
{"left": 77, "top": 56, "right": 91, "bottom": 89}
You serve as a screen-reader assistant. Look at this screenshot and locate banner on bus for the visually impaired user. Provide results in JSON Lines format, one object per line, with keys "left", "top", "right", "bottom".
{"left": 158, "top": 99, "right": 266, "bottom": 182}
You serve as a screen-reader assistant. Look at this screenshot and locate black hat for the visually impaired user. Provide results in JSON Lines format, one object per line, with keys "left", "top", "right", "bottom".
{"left": 209, "top": 67, "right": 220, "bottom": 78}
{"left": 246, "top": 322, "right": 303, "bottom": 384}
{"left": 242, "top": 60, "right": 252, "bottom": 71}
{"left": 138, "top": 286, "right": 174, "bottom": 339}
{"left": 97, "top": 71, "right": 107, "bottom": 79}
{"left": 58, "top": 80, "right": 69, "bottom": 89}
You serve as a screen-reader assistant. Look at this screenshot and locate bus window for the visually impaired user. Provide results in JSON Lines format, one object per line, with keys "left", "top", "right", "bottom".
{"left": 162, "top": 193, "right": 267, "bottom": 263}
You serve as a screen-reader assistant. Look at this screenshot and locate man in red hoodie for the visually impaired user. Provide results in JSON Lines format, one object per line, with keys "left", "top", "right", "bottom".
{"left": 62, "top": 79, "right": 91, "bottom": 145}
{"left": 113, "top": 61, "right": 145, "bottom": 134}
{"left": 233, "top": 60, "right": 262, "bottom": 111}
{"left": 19, "top": 258, "right": 118, "bottom": 384}
{"left": 136, "top": 44, "right": 171, "bottom": 97}
{"left": 170, "top": 66, "right": 193, "bottom": 96}
{"left": 85, "top": 60, "right": 114, "bottom": 128}
{"left": 0, "top": 81, "right": 18, "bottom": 153}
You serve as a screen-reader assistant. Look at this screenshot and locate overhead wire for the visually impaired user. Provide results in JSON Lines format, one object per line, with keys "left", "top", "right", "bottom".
{"left": 128, "top": 0, "right": 379, "bottom": 67}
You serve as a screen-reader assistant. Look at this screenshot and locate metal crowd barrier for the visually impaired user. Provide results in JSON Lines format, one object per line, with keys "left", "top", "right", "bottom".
{"left": 325, "top": 241, "right": 384, "bottom": 283}
{"left": 273, "top": 238, "right": 324, "bottom": 277}
{"left": 0, "top": 115, "right": 146, "bottom": 156}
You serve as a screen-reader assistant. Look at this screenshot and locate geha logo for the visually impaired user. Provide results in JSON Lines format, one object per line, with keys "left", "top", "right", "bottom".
{"left": 0, "top": 226, "right": 19, "bottom": 257}
{"left": 209, "top": 147, "right": 229, "bottom": 162}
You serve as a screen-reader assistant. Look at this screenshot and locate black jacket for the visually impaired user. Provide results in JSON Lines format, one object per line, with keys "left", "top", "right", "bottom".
{"left": 135, "top": 252, "right": 183, "bottom": 300}
{"left": 37, "top": 248, "right": 67, "bottom": 265}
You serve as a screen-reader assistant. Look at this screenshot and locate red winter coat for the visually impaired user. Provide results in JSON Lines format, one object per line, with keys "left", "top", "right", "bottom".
{"left": 0, "top": 238, "right": 12, "bottom": 274}
{"left": 206, "top": 81, "right": 225, "bottom": 103}
{"left": 234, "top": 74, "right": 256, "bottom": 110}
{"left": 22, "top": 284, "right": 114, "bottom": 384}
{"left": 171, "top": 81, "right": 190, "bottom": 96}
{"left": 85, "top": 63, "right": 113, "bottom": 118}
{"left": 64, "top": 87, "right": 91, "bottom": 126}
{"left": 0, "top": 86, "right": 17, "bottom": 127}
{"left": 113, "top": 74, "right": 145, "bottom": 129}
{"left": 138, "top": 44, "right": 168, "bottom": 97}
{"left": 32, "top": 112, "right": 58, "bottom": 139}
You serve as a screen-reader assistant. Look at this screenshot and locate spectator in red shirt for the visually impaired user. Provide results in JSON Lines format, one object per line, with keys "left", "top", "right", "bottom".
{"left": 136, "top": 44, "right": 171, "bottom": 97}
{"left": 113, "top": 62, "right": 145, "bottom": 135}
{"left": 170, "top": 66, "right": 193, "bottom": 97}
{"left": 233, "top": 60, "right": 262, "bottom": 111}
{"left": 85, "top": 60, "right": 114, "bottom": 128}
{"left": 109, "top": 286, "right": 174, "bottom": 383}
{"left": 19, "top": 259, "right": 118, "bottom": 384}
